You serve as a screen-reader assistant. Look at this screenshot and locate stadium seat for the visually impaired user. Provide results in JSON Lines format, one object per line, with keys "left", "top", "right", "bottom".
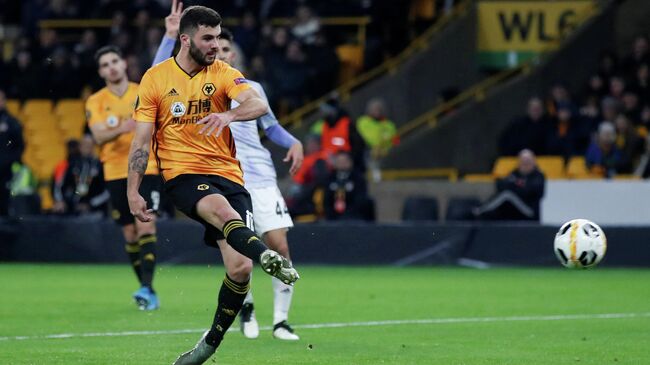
{"left": 21, "top": 99, "right": 54, "bottom": 119}
{"left": 6, "top": 99, "right": 21, "bottom": 117}
{"left": 445, "top": 197, "right": 481, "bottom": 221}
{"left": 463, "top": 174, "right": 494, "bottom": 183}
{"left": 536, "top": 156, "right": 566, "bottom": 179}
{"left": 401, "top": 196, "right": 439, "bottom": 222}
{"left": 38, "top": 185, "right": 53, "bottom": 211}
{"left": 566, "top": 156, "right": 594, "bottom": 179}
{"left": 54, "top": 99, "right": 85, "bottom": 118}
{"left": 336, "top": 45, "right": 364, "bottom": 83}
{"left": 492, "top": 157, "right": 518, "bottom": 178}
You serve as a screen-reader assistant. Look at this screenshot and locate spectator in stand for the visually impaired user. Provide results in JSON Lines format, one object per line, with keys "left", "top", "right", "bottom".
{"left": 584, "top": 74, "right": 607, "bottom": 100}
{"left": 288, "top": 135, "right": 330, "bottom": 217}
{"left": 614, "top": 114, "right": 645, "bottom": 174}
{"left": 474, "top": 149, "right": 545, "bottom": 221}
{"left": 545, "top": 103, "right": 586, "bottom": 158}
{"left": 586, "top": 122, "right": 622, "bottom": 178}
{"left": 272, "top": 40, "right": 309, "bottom": 111}
{"left": 52, "top": 139, "right": 81, "bottom": 213}
{"left": 304, "top": 31, "right": 340, "bottom": 98}
{"left": 622, "top": 35, "right": 649, "bottom": 77}
{"left": 579, "top": 94, "right": 602, "bottom": 132}
{"left": 0, "top": 89, "right": 25, "bottom": 217}
{"left": 634, "top": 134, "right": 650, "bottom": 178}
{"left": 7, "top": 50, "right": 42, "bottom": 99}
{"left": 597, "top": 51, "right": 618, "bottom": 83}
{"left": 54, "top": 135, "right": 109, "bottom": 216}
{"left": 608, "top": 75, "right": 626, "bottom": 101}
{"left": 233, "top": 11, "right": 260, "bottom": 59}
{"left": 634, "top": 63, "right": 650, "bottom": 100}
{"left": 323, "top": 151, "right": 374, "bottom": 221}
{"left": 291, "top": 5, "right": 321, "bottom": 45}
{"left": 498, "top": 97, "right": 550, "bottom": 156}
{"left": 621, "top": 86, "right": 642, "bottom": 124}
{"left": 601, "top": 97, "right": 620, "bottom": 126}
{"left": 546, "top": 83, "right": 574, "bottom": 118}
{"left": 315, "top": 94, "right": 367, "bottom": 172}
{"left": 46, "top": 47, "right": 82, "bottom": 98}
{"left": 356, "top": 98, "right": 397, "bottom": 160}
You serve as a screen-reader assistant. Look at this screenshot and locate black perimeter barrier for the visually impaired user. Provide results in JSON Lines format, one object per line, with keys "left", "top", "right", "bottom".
{"left": 0, "top": 217, "right": 648, "bottom": 267}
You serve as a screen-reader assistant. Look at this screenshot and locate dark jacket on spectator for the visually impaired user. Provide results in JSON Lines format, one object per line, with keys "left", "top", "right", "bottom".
{"left": 58, "top": 156, "right": 109, "bottom": 215}
{"left": 496, "top": 168, "right": 545, "bottom": 219}
{"left": 499, "top": 116, "right": 551, "bottom": 156}
{"left": 323, "top": 169, "right": 373, "bottom": 221}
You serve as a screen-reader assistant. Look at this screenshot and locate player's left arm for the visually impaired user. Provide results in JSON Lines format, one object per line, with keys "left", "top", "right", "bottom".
{"left": 255, "top": 85, "right": 303, "bottom": 175}
{"left": 152, "top": 0, "right": 182, "bottom": 66}
{"left": 197, "top": 88, "right": 268, "bottom": 137}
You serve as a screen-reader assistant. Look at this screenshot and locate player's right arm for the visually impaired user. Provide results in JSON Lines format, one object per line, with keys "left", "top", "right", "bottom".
{"left": 86, "top": 96, "right": 135, "bottom": 145}
{"left": 127, "top": 122, "right": 154, "bottom": 222}
{"left": 127, "top": 70, "right": 159, "bottom": 222}
{"left": 88, "top": 118, "right": 136, "bottom": 145}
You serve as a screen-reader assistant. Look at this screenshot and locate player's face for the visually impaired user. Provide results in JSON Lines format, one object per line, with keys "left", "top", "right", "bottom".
{"left": 98, "top": 52, "right": 127, "bottom": 84}
{"left": 215, "top": 38, "right": 236, "bottom": 65}
{"left": 189, "top": 25, "right": 221, "bottom": 66}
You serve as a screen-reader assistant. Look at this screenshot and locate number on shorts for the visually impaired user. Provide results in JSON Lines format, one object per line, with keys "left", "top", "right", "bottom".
{"left": 245, "top": 210, "right": 255, "bottom": 231}
{"left": 150, "top": 190, "right": 160, "bottom": 211}
{"left": 275, "top": 201, "right": 289, "bottom": 217}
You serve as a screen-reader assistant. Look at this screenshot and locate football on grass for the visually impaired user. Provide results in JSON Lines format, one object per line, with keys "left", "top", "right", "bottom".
{"left": 554, "top": 219, "right": 607, "bottom": 269}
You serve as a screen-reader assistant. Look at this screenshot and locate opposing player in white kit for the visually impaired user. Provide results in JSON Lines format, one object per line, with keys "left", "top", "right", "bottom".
{"left": 154, "top": 25, "right": 303, "bottom": 340}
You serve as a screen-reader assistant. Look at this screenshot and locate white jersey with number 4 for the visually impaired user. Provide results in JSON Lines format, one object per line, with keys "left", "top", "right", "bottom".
{"left": 230, "top": 80, "right": 293, "bottom": 234}
{"left": 230, "top": 80, "right": 278, "bottom": 190}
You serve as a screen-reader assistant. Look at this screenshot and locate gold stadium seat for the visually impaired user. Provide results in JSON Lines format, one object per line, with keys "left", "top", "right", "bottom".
{"left": 54, "top": 99, "right": 85, "bottom": 118}
{"left": 6, "top": 99, "right": 21, "bottom": 117}
{"left": 463, "top": 174, "right": 495, "bottom": 183}
{"left": 22, "top": 99, "right": 54, "bottom": 119}
{"left": 566, "top": 156, "right": 595, "bottom": 179}
{"left": 492, "top": 157, "right": 518, "bottom": 178}
{"left": 336, "top": 45, "right": 364, "bottom": 83}
{"left": 38, "top": 185, "right": 54, "bottom": 210}
{"left": 536, "top": 156, "right": 566, "bottom": 179}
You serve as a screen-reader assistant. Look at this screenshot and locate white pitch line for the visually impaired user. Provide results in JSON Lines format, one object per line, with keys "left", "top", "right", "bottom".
{"left": 1, "top": 312, "right": 649, "bottom": 342}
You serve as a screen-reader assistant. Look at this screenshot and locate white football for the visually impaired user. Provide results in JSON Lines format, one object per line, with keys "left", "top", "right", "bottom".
{"left": 553, "top": 219, "right": 607, "bottom": 269}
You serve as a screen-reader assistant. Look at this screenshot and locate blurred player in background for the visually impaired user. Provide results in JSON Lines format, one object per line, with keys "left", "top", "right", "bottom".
{"left": 153, "top": 23, "right": 304, "bottom": 340}
{"left": 127, "top": 5, "right": 299, "bottom": 364}
{"left": 86, "top": 45, "right": 161, "bottom": 311}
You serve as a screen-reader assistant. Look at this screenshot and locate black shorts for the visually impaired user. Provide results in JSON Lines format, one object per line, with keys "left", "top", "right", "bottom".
{"left": 164, "top": 174, "right": 253, "bottom": 247}
{"left": 106, "top": 175, "right": 162, "bottom": 226}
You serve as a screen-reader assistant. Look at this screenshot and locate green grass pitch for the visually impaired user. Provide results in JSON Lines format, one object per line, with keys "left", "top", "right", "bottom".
{"left": 0, "top": 264, "right": 649, "bottom": 364}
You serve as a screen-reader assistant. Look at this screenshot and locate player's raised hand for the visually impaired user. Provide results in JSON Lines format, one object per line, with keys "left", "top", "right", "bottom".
{"left": 165, "top": 0, "right": 183, "bottom": 39}
{"left": 197, "top": 112, "right": 234, "bottom": 137}
{"left": 128, "top": 193, "right": 154, "bottom": 222}
{"left": 284, "top": 141, "right": 304, "bottom": 176}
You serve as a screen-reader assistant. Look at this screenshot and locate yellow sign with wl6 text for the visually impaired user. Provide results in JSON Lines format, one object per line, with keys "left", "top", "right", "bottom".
{"left": 478, "top": 1, "right": 595, "bottom": 68}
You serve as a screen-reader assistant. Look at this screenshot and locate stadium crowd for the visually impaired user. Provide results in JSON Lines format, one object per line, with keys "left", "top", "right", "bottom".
{"left": 499, "top": 35, "right": 650, "bottom": 178}
{"left": 0, "top": 0, "right": 443, "bottom": 113}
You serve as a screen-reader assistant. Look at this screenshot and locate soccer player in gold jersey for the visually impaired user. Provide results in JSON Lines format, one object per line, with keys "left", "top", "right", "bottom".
{"left": 86, "top": 45, "right": 161, "bottom": 310}
{"left": 126, "top": 6, "right": 299, "bottom": 364}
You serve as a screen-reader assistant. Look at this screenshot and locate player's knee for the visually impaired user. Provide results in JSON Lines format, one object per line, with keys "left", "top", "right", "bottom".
{"left": 135, "top": 221, "right": 156, "bottom": 237}
{"left": 227, "top": 259, "right": 253, "bottom": 282}
{"left": 122, "top": 225, "right": 137, "bottom": 242}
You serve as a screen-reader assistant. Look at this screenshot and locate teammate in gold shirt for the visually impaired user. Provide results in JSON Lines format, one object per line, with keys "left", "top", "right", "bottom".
{"left": 86, "top": 46, "right": 161, "bottom": 311}
{"left": 126, "top": 6, "right": 299, "bottom": 364}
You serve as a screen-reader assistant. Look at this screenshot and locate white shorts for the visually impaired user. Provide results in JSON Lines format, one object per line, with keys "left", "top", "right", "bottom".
{"left": 249, "top": 185, "right": 294, "bottom": 236}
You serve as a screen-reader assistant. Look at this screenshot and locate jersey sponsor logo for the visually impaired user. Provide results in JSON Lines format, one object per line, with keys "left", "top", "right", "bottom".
{"left": 197, "top": 184, "right": 209, "bottom": 191}
{"left": 170, "top": 101, "right": 186, "bottom": 117}
{"left": 234, "top": 78, "right": 248, "bottom": 85}
{"left": 202, "top": 83, "right": 216, "bottom": 96}
{"left": 106, "top": 115, "right": 119, "bottom": 128}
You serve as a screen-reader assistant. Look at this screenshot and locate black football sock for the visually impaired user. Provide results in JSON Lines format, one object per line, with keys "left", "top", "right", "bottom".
{"left": 222, "top": 220, "right": 267, "bottom": 264}
{"left": 137, "top": 234, "right": 157, "bottom": 290}
{"left": 124, "top": 241, "right": 143, "bottom": 284}
{"left": 205, "top": 275, "right": 249, "bottom": 347}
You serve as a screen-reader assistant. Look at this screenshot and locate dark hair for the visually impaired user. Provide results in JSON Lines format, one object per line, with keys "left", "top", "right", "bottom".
{"left": 218, "top": 27, "right": 234, "bottom": 43}
{"left": 94, "top": 45, "right": 123, "bottom": 65}
{"left": 179, "top": 6, "right": 222, "bottom": 35}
